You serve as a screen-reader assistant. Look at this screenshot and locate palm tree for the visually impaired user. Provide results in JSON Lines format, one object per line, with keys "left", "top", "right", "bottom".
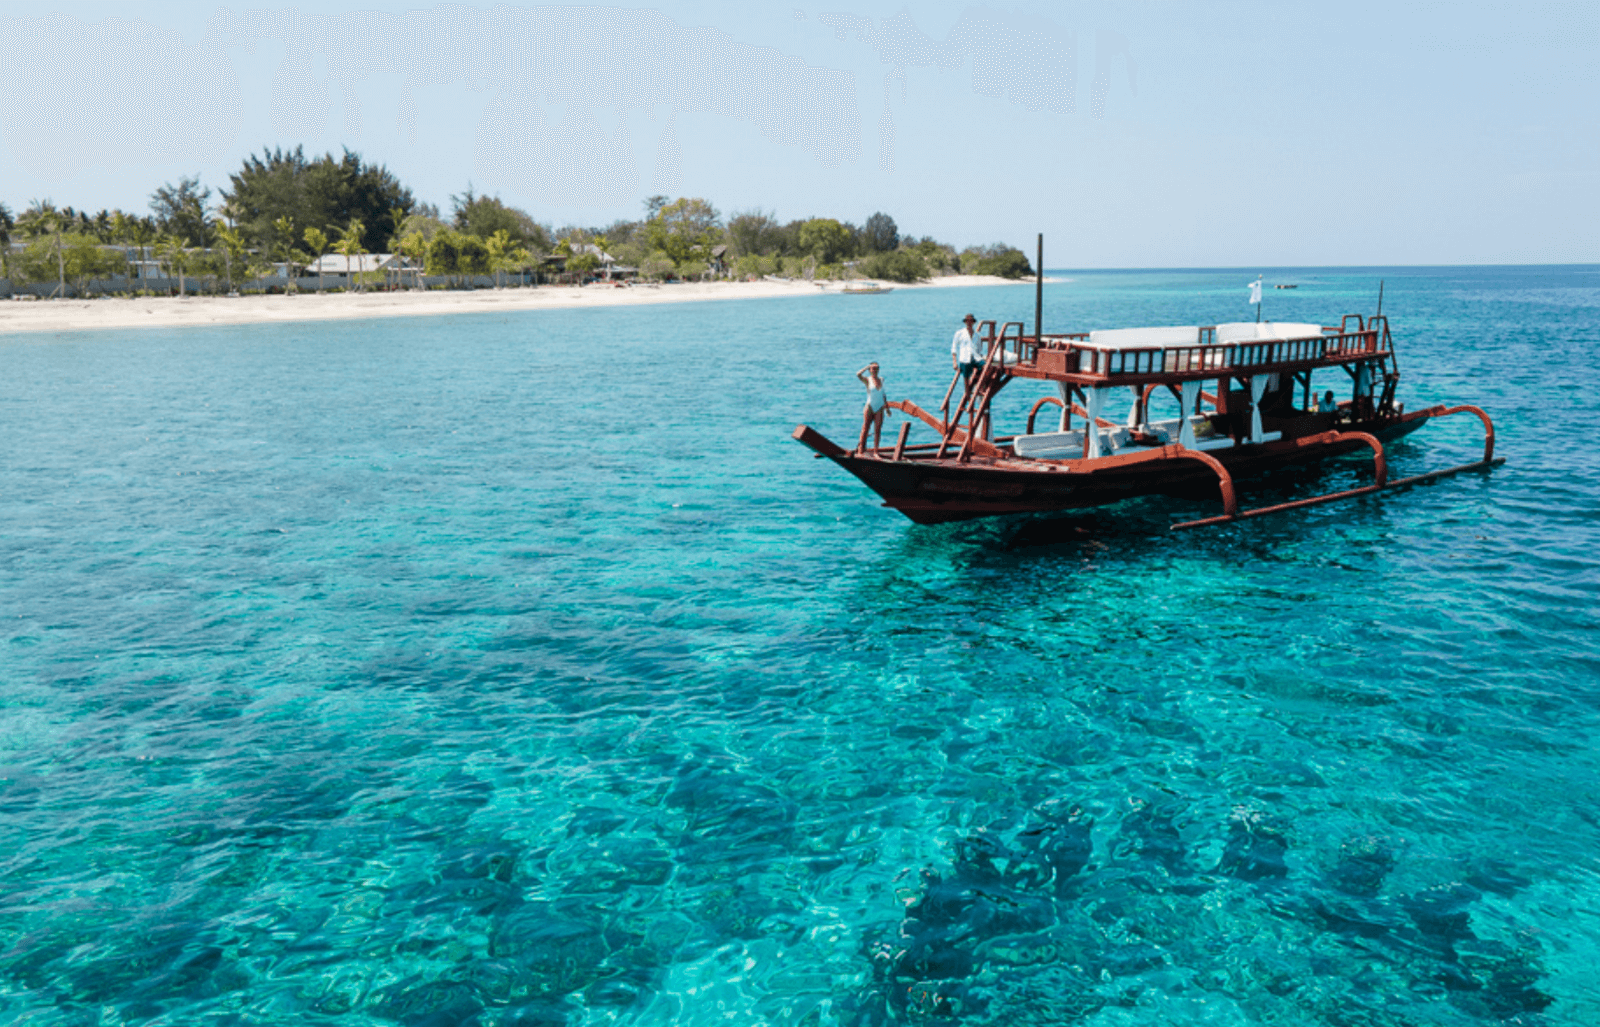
{"left": 128, "top": 217, "right": 157, "bottom": 291}
{"left": 215, "top": 225, "right": 244, "bottom": 294}
{"left": 0, "top": 202, "right": 13, "bottom": 282}
{"left": 156, "top": 233, "right": 189, "bottom": 296}
{"left": 485, "top": 229, "right": 510, "bottom": 289}
{"left": 333, "top": 219, "right": 367, "bottom": 292}
{"left": 386, "top": 205, "right": 407, "bottom": 290}
{"left": 397, "top": 230, "right": 428, "bottom": 290}
{"left": 303, "top": 226, "right": 329, "bottom": 292}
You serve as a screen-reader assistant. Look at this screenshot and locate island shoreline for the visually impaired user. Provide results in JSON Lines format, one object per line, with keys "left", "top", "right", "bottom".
{"left": 0, "top": 275, "right": 1061, "bottom": 336}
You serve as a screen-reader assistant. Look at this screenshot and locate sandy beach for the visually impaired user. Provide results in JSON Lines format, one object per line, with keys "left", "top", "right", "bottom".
{"left": 0, "top": 275, "right": 1037, "bottom": 335}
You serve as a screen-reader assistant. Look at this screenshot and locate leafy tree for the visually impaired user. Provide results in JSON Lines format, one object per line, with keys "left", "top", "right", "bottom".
{"left": 726, "top": 210, "right": 781, "bottom": 258}
{"left": 485, "top": 229, "right": 510, "bottom": 288}
{"left": 961, "top": 243, "right": 1035, "bottom": 279}
{"left": 303, "top": 226, "right": 330, "bottom": 291}
{"left": 224, "top": 147, "right": 415, "bottom": 254}
{"left": 125, "top": 215, "right": 158, "bottom": 289}
{"left": 334, "top": 219, "right": 367, "bottom": 291}
{"left": 426, "top": 230, "right": 462, "bottom": 282}
{"left": 15, "top": 200, "right": 61, "bottom": 241}
{"left": 451, "top": 188, "right": 548, "bottom": 250}
{"left": 458, "top": 234, "right": 491, "bottom": 278}
{"left": 215, "top": 224, "right": 245, "bottom": 292}
{"left": 797, "top": 218, "right": 853, "bottom": 264}
{"left": 271, "top": 216, "right": 299, "bottom": 279}
{"left": 424, "top": 228, "right": 489, "bottom": 286}
{"left": 732, "top": 252, "right": 776, "bottom": 279}
{"left": 862, "top": 212, "right": 899, "bottom": 253}
{"left": 156, "top": 234, "right": 193, "bottom": 296}
{"left": 151, "top": 176, "right": 212, "bottom": 247}
{"left": 0, "top": 202, "right": 12, "bottom": 280}
{"left": 910, "top": 237, "right": 956, "bottom": 273}
{"left": 645, "top": 197, "right": 720, "bottom": 267}
{"left": 639, "top": 250, "right": 675, "bottom": 281}
{"left": 60, "top": 233, "right": 125, "bottom": 296}
{"left": 858, "top": 249, "right": 928, "bottom": 283}
{"left": 397, "top": 230, "right": 429, "bottom": 288}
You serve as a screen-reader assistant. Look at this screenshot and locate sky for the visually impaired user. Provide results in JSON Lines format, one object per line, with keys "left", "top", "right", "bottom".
{"left": 1, "top": 1, "right": 1595, "bottom": 267}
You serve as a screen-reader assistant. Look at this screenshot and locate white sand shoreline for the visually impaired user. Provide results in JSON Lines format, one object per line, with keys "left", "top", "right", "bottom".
{"left": 0, "top": 275, "right": 1052, "bottom": 335}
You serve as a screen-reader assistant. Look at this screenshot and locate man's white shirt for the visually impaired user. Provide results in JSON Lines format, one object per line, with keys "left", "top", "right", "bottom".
{"left": 951, "top": 326, "right": 981, "bottom": 364}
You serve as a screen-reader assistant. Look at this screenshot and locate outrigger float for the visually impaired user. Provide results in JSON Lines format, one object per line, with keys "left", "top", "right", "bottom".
{"left": 794, "top": 247, "right": 1502, "bottom": 530}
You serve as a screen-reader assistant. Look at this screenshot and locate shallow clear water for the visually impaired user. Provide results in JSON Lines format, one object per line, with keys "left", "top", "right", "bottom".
{"left": 2, "top": 266, "right": 1598, "bottom": 1026}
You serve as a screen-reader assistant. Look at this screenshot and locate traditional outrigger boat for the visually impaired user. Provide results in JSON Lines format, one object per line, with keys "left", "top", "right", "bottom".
{"left": 794, "top": 259, "right": 1502, "bottom": 529}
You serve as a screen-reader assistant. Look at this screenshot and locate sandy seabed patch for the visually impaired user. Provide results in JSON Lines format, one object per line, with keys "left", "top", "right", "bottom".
{"left": 0, "top": 276, "right": 1039, "bottom": 335}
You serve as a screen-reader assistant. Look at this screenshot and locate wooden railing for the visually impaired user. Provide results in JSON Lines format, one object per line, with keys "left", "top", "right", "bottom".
{"left": 1022, "top": 328, "right": 1384, "bottom": 381}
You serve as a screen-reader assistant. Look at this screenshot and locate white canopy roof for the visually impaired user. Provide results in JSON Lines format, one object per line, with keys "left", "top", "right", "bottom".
{"left": 1214, "top": 322, "right": 1328, "bottom": 343}
{"left": 1085, "top": 322, "right": 1328, "bottom": 350}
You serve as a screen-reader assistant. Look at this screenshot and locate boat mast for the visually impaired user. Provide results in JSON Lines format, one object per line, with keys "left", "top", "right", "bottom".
{"left": 1035, "top": 233, "right": 1044, "bottom": 342}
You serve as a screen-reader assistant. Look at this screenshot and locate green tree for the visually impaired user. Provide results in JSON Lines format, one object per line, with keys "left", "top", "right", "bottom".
{"left": 215, "top": 224, "right": 245, "bottom": 293}
{"left": 960, "top": 243, "right": 1034, "bottom": 279}
{"left": 127, "top": 216, "right": 158, "bottom": 290}
{"left": 303, "top": 226, "right": 330, "bottom": 291}
{"left": 426, "top": 231, "right": 459, "bottom": 280}
{"left": 223, "top": 146, "right": 415, "bottom": 254}
{"left": 568, "top": 251, "right": 600, "bottom": 281}
{"left": 156, "top": 234, "right": 192, "bottom": 296}
{"left": 645, "top": 197, "right": 721, "bottom": 267}
{"left": 60, "top": 233, "right": 126, "bottom": 296}
{"left": 334, "top": 219, "right": 367, "bottom": 292}
{"left": 450, "top": 187, "right": 548, "bottom": 250}
{"left": 151, "top": 176, "right": 212, "bottom": 247}
{"left": 397, "top": 230, "right": 429, "bottom": 289}
{"left": 0, "top": 202, "right": 12, "bottom": 281}
{"left": 638, "top": 250, "right": 674, "bottom": 281}
{"left": 458, "top": 234, "right": 491, "bottom": 279}
{"left": 797, "top": 218, "right": 853, "bottom": 265}
{"left": 858, "top": 249, "right": 928, "bottom": 283}
{"left": 726, "top": 210, "right": 780, "bottom": 257}
{"left": 271, "top": 216, "right": 299, "bottom": 279}
{"left": 861, "top": 212, "right": 898, "bottom": 253}
{"left": 485, "top": 229, "right": 509, "bottom": 288}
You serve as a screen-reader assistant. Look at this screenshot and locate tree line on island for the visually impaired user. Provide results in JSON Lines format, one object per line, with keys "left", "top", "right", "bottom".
{"left": 0, "top": 147, "right": 1035, "bottom": 296}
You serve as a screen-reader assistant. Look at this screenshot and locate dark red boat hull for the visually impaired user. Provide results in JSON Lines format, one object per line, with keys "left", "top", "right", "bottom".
{"left": 800, "top": 413, "right": 1434, "bottom": 525}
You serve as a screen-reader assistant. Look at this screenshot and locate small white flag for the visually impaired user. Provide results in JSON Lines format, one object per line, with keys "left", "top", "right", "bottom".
{"left": 1248, "top": 276, "right": 1263, "bottom": 306}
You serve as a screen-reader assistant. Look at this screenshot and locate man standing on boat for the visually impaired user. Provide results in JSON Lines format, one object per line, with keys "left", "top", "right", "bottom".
{"left": 952, "top": 314, "right": 983, "bottom": 386}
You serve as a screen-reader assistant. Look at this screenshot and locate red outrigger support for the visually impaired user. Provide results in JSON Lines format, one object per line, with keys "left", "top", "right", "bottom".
{"left": 1170, "top": 405, "right": 1502, "bottom": 530}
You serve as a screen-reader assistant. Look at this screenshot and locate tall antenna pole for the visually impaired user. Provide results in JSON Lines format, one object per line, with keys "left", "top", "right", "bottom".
{"left": 1035, "top": 233, "right": 1043, "bottom": 341}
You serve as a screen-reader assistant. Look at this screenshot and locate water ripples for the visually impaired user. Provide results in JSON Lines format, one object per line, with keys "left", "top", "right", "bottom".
{"left": 2, "top": 267, "right": 1598, "bottom": 1024}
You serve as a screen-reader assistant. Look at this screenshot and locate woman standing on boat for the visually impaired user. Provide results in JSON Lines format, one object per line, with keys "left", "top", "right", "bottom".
{"left": 857, "top": 362, "right": 888, "bottom": 450}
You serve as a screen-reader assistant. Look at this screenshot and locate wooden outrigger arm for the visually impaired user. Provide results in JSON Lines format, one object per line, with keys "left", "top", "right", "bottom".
{"left": 1171, "top": 405, "right": 1503, "bottom": 530}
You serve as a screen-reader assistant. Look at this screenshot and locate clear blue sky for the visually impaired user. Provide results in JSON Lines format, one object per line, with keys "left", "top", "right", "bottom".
{"left": 2, "top": 1, "right": 1594, "bottom": 267}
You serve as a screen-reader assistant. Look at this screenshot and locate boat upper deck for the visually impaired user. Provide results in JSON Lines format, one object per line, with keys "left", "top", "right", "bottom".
{"left": 991, "top": 314, "right": 1393, "bottom": 387}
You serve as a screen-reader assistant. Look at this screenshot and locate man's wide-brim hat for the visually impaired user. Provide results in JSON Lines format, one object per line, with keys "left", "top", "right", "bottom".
{"left": 963, "top": 314, "right": 976, "bottom": 323}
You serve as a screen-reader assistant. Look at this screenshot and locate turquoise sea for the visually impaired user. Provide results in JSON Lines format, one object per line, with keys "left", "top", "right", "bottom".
{"left": 2, "top": 266, "right": 1598, "bottom": 1026}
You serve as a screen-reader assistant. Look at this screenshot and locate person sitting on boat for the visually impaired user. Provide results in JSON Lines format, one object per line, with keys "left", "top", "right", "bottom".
{"left": 951, "top": 314, "right": 983, "bottom": 387}
{"left": 857, "top": 362, "right": 888, "bottom": 449}
{"left": 1317, "top": 390, "right": 1337, "bottom": 414}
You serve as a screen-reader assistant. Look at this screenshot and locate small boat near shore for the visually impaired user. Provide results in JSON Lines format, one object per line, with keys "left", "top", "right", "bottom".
{"left": 840, "top": 281, "right": 894, "bottom": 295}
{"left": 795, "top": 313, "right": 1501, "bottom": 529}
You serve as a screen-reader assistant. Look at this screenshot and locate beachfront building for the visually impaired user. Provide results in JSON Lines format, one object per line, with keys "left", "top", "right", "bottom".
{"left": 542, "top": 243, "right": 631, "bottom": 284}
{"left": 302, "top": 253, "right": 415, "bottom": 280}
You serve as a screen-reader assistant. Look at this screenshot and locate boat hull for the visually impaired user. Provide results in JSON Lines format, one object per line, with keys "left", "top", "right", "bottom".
{"left": 804, "top": 413, "right": 1434, "bottom": 525}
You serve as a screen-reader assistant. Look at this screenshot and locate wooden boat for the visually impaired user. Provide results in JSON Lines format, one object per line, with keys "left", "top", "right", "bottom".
{"left": 839, "top": 281, "right": 894, "bottom": 294}
{"left": 794, "top": 314, "right": 1501, "bottom": 529}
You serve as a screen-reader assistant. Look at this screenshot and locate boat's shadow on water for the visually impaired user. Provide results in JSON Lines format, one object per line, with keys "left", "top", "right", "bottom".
{"left": 892, "top": 442, "right": 1432, "bottom": 561}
